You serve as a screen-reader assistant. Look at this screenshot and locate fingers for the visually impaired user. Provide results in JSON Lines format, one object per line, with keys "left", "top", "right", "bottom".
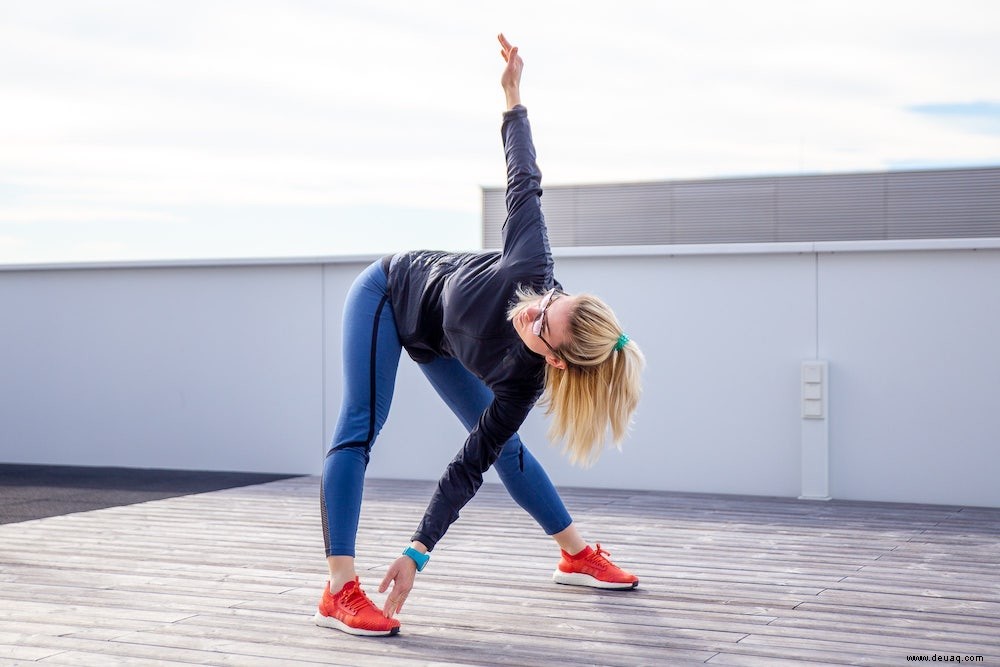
{"left": 383, "top": 591, "right": 407, "bottom": 617}
{"left": 500, "top": 46, "right": 520, "bottom": 67}
{"left": 378, "top": 567, "right": 393, "bottom": 593}
{"left": 379, "top": 567, "right": 396, "bottom": 615}
{"left": 382, "top": 579, "right": 410, "bottom": 617}
{"left": 498, "top": 33, "right": 517, "bottom": 62}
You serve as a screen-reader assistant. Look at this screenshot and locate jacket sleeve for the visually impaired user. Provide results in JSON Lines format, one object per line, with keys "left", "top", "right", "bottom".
{"left": 500, "top": 106, "right": 554, "bottom": 281}
{"left": 410, "top": 389, "right": 534, "bottom": 551}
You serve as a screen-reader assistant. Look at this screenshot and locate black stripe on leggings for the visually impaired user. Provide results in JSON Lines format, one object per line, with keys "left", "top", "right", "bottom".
{"left": 366, "top": 293, "right": 390, "bottom": 450}
{"left": 327, "top": 292, "right": 390, "bottom": 463}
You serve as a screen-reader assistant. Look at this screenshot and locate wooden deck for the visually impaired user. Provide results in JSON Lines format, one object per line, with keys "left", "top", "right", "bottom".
{"left": 1, "top": 476, "right": 998, "bottom": 666}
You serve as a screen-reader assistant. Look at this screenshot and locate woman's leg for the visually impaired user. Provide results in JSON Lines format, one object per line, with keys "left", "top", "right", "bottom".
{"left": 417, "top": 356, "right": 578, "bottom": 545}
{"left": 322, "top": 260, "right": 402, "bottom": 593}
{"left": 419, "top": 357, "right": 636, "bottom": 589}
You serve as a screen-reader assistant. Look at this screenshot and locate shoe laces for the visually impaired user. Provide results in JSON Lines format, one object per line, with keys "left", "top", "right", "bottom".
{"left": 587, "top": 543, "right": 613, "bottom": 566}
{"left": 341, "top": 584, "right": 377, "bottom": 615}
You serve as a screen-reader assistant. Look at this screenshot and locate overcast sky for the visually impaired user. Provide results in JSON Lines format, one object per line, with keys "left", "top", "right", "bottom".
{"left": 2, "top": 1, "right": 998, "bottom": 264}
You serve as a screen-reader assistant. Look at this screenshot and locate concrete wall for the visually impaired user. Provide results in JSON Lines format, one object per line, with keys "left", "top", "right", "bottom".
{"left": 2, "top": 239, "right": 998, "bottom": 507}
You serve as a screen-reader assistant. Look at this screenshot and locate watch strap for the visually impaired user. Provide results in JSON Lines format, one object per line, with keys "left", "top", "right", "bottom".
{"left": 402, "top": 546, "right": 429, "bottom": 572}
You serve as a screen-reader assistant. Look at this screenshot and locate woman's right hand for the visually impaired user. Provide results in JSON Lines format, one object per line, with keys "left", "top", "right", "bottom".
{"left": 498, "top": 33, "right": 522, "bottom": 109}
{"left": 379, "top": 554, "right": 417, "bottom": 618}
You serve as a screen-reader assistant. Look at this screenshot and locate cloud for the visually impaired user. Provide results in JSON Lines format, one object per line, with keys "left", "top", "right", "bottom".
{"left": 1, "top": 0, "right": 999, "bottom": 263}
{"left": 0, "top": 204, "right": 182, "bottom": 225}
{"left": 908, "top": 101, "right": 1000, "bottom": 136}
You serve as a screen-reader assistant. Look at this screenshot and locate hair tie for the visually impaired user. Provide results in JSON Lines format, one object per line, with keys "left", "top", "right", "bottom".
{"left": 614, "top": 333, "right": 630, "bottom": 352}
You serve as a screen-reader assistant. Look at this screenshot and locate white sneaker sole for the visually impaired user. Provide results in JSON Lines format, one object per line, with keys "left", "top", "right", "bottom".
{"left": 313, "top": 611, "right": 400, "bottom": 636}
{"left": 552, "top": 570, "right": 639, "bottom": 590}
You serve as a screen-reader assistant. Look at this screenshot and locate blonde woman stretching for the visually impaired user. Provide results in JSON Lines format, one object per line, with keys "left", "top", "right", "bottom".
{"left": 315, "top": 34, "right": 645, "bottom": 636}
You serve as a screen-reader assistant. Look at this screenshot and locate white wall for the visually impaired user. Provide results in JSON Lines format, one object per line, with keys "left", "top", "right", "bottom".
{"left": 820, "top": 248, "right": 1000, "bottom": 506}
{"left": 2, "top": 240, "right": 999, "bottom": 507}
{"left": 0, "top": 264, "right": 325, "bottom": 473}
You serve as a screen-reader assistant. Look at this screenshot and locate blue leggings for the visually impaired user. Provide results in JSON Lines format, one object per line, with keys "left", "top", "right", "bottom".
{"left": 321, "top": 260, "right": 573, "bottom": 557}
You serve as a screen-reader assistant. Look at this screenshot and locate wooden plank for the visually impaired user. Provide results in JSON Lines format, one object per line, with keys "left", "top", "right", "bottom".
{"left": 791, "top": 600, "right": 1000, "bottom": 632}
{"left": 37, "top": 651, "right": 216, "bottom": 667}
{"left": 735, "top": 633, "right": 998, "bottom": 664}
{"left": 707, "top": 652, "right": 860, "bottom": 667}
{"left": 812, "top": 587, "right": 1000, "bottom": 617}
{"left": 0, "top": 640, "right": 65, "bottom": 662}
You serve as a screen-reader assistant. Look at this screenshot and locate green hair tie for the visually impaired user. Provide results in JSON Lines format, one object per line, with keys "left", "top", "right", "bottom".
{"left": 614, "top": 333, "right": 630, "bottom": 352}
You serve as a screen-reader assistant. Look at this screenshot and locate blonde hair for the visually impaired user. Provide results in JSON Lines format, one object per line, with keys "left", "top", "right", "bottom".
{"left": 508, "top": 286, "right": 645, "bottom": 466}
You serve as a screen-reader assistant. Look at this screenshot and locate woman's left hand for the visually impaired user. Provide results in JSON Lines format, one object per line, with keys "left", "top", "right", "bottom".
{"left": 498, "top": 33, "right": 522, "bottom": 109}
{"left": 379, "top": 555, "right": 417, "bottom": 617}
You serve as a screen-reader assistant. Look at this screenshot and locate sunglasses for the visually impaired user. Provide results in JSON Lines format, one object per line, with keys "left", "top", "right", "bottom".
{"left": 531, "top": 288, "right": 563, "bottom": 358}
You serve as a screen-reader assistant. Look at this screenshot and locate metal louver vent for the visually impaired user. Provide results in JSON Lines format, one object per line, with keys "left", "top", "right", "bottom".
{"left": 481, "top": 166, "right": 1000, "bottom": 249}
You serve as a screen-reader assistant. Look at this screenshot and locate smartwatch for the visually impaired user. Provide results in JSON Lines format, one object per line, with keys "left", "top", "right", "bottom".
{"left": 402, "top": 546, "right": 430, "bottom": 572}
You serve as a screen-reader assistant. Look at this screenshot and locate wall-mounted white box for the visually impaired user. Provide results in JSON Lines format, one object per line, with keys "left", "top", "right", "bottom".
{"left": 802, "top": 361, "right": 827, "bottom": 420}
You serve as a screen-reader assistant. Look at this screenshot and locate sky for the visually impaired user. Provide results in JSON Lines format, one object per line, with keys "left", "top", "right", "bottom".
{"left": 2, "top": 1, "right": 999, "bottom": 265}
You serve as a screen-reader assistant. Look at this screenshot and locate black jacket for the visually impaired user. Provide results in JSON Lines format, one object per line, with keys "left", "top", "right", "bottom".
{"left": 384, "top": 106, "right": 558, "bottom": 551}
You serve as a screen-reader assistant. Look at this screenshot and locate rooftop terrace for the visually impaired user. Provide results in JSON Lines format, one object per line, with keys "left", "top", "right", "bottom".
{"left": 1, "top": 474, "right": 998, "bottom": 666}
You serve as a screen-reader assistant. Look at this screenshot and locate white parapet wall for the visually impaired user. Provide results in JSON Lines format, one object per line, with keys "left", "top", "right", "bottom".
{"left": 2, "top": 239, "right": 999, "bottom": 508}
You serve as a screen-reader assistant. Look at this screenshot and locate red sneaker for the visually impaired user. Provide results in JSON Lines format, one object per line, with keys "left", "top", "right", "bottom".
{"left": 552, "top": 544, "right": 639, "bottom": 590}
{"left": 313, "top": 577, "right": 400, "bottom": 636}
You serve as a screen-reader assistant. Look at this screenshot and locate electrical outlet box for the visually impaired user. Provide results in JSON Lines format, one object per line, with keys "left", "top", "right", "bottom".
{"left": 802, "top": 361, "right": 827, "bottom": 420}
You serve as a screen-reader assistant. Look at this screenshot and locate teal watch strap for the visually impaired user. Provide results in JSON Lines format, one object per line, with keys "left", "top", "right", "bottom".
{"left": 402, "top": 546, "right": 429, "bottom": 572}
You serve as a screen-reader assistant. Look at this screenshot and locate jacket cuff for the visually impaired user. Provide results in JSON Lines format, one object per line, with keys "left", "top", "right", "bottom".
{"left": 410, "top": 531, "right": 437, "bottom": 553}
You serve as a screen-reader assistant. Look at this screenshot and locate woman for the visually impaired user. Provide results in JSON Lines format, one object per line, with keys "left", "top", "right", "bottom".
{"left": 314, "top": 34, "right": 645, "bottom": 637}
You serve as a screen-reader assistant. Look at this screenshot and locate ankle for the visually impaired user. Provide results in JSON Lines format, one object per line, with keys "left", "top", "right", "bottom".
{"left": 329, "top": 576, "right": 356, "bottom": 595}
{"left": 327, "top": 555, "right": 356, "bottom": 595}
{"left": 562, "top": 544, "right": 592, "bottom": 560}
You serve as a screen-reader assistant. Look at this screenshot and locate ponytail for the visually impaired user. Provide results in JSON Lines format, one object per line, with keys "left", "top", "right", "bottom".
{"left": 543, "top": 293, "right": 644, "bottom": 466}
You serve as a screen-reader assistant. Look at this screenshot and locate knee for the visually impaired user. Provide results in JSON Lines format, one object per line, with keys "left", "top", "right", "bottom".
{"left": 325, "top": 441, "right": 371, "bottom": 467}
{"left": 494, "top": 439, "right": 525, "bottom": 476}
